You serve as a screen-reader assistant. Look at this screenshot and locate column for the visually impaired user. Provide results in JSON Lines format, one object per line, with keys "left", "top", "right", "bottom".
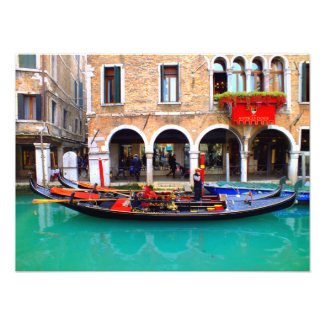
{"left": 189, "top": 151, "right": 199, "bottom": 186}
{"left": 34, "top": 143, "right": 51, "bottom": 186}
{"left": 146, "top": 151, "right": 154, "bottom": 185}
{"left": 227, "top": 69, "right": 233, "bottom": 92}
{"left": 245, "top": 69, "right": 252, "bottom": 92}
{"left": 288, "top": 151, "right": 299, "bottom": 184}
{"left": 284, "top": 68, "right": 292, "bottom": 111}
{"left": 174, "top": 143, "right": 184, "bottom": 166}
{"left": 263, "top": 68, "right": 270, "bottom": 91}
{"left": 209, "top": 69, "right": 214, "bottom": 110}
{"left": 88, "top": 151, "right": 110, "bottom": 186}
{"left": 57, "top": 145, "right": 64, "bottom": 170}
{"left": 240, "top": 151, "right": 249, "bottom": 182}
{"left": 85, "top": 64, "right": 95, "bottom": 116}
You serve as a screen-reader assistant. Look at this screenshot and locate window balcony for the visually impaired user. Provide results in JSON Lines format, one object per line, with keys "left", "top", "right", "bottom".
{"left": 214, "top": 91, "right": 286, "bottom": 125}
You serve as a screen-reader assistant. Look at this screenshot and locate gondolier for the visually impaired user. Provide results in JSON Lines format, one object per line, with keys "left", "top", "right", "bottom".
{"left": 194, "top": 168, "right": 202, "bottom": 201}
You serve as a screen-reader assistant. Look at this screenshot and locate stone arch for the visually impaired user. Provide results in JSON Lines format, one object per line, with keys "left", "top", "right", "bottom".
{"left": 194, "top": 124, "right": 244, "bottom": 151}
{"left": 249, "top": 125, "right": 297, "bottom": 151}
{"left": 230, "top": 55, "right": 249, "bottom": 69}
{"left": 269, "top": 55, "right": 290, "bottom": 70}
{"left": 249, "top": 55, "right": 269, "bottom": 70}
{"left": 105, "top": 124, "right": 149, "bottom": 151}
{"left": 211, "top": 55, "right": 231, "bottom": 70}
{"left": 149, "top": 124, "right": 194, "bottom": 151}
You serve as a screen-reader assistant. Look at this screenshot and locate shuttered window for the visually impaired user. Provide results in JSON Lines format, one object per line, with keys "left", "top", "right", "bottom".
{"left": 63, "top": 110, "right": 68, "bottom": 129}
{"left": 18, "top": 55, "right": 36, "bottom": 69}
{"left": 104, "top": 66, "right": 121, "bottom": 103}
{"left": 78, "top": 82, "right": 83, "bottom": 108}
{"left": 161, "top": 64, "right": 180, "bottom": 102}
{"left": 301, "top": 62, "right": 310, "bottom": 102}
{"left": 17, "top": 94, "right": 42, "bottom": 120}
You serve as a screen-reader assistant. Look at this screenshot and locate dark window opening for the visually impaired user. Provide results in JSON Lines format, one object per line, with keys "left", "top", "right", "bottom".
{"left": 104, "top": 66, "right": 121, "bottom": 104}
{"left": 63, "top": 110, "right": 68, "bottom": 129}
{"left": 300, "top": 129, "right": 310, "bottom": 151}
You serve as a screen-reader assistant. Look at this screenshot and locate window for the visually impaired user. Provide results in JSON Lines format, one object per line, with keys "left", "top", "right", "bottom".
{"left": 300, "top": 129, "right": 310, "bottom": 151}
{"left": 18, "top": 55, "right": 36, "bottom": 69}
{"left": 270, "top": 58, "right": 284, "bottom": 92}
{"left": 79, "top": 120, "right": 82, "bottom": 135}
{"left": 213, "top": 59, "right": 227, "bottom": 95}
{"left": 104, "top": 66, "right": 121, "bottom": 104}
{"left": 251, "top": 58, "right": 264, "bottom": 91}
{"left": 74, "top": 80, "right": 78, "bottom": 105}
{"left": 232, "top": 58, "right": 246, "bottom": 91}
{"left": 51, "top": 100, "right": 56, "bottom": 124}
{"left": 301, "top": 61, "right": 310, "bottom": 102}
{"left": 78, "top": 82, "right": 83, "bottom": 108}
{"left": 63, "top": 109, "right": 68, "bottom": 129}
{"left": 75, "top": 119, "right": 78, "bottom": 133}
{"left": 17, "top": 94, "right": 42, "bottom": 120}
{"left": 160, "top": 64, "right": 179, "bottom": 102}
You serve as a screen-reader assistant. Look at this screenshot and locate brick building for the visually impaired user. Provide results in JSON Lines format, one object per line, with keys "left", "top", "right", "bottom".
{"left": 15, "top": 54, "right": 87, "bottom": 182}
{"left": 85, "top": 54, "right": 310, "bottom": 186}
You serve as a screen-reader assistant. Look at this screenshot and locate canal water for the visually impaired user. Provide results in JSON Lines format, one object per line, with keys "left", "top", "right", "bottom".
{"left": 16, "top": 190, "right": 309, "bottom": 271}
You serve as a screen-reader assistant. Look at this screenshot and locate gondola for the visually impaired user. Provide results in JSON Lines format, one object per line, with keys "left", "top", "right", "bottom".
{"left": 30, "top": 177, "right": 297, "bottom": 221}
{"left": 57, "top": 173, "right": 283, "bottom": 201}
{"left": 204, "top": 180, "right": 309, "bottom": 205}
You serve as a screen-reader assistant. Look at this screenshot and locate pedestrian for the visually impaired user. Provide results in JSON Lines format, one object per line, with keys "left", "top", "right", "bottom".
{"left": 131, "top": 154, "right": 142, "bottom": 181}
{"left": 193, "top": 168, "right": 202, "bottom": 201}
{"left": 166, "top": 153, "right": 177, "bottom": 178}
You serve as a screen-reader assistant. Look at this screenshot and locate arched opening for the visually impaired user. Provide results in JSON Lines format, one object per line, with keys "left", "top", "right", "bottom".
{"left": 250, "top": 129, "right": 290, "bottom": 179}
{"left": 152, "top": 129, "right": 190, "bottom": 181}
{"left": 251, "top": 57, "right": 264, "bottom": 91}
{"left": 270, "top": 57, "right": 285, "bottom": 92}
{"left": 232, "top": 57, "right": 246, "bottom": 91}
{"left": 213, "top": 57, "right": 228, "bottom": 95}
{"left": 199, "top": 128, "right": 242, "bottom": 181}
{"left": 109, "top": 129, "right": 146, "bottom": 182}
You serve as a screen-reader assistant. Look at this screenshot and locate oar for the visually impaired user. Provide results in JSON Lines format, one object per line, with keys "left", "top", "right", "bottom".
{"left": 32, "top": 198, "right": 118, "bottom": 204}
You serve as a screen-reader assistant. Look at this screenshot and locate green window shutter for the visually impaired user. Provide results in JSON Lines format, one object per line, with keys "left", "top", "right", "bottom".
{"left": 160, "top": 64, "right": 164, "bottom": 102}
{"left": 177, "top": 63, "right": 180, "bottom": 101}
{"left": 36, "top": 95, "right": 42, "bottom": 120}
{"left": 301, "top": 62, "right": 307, "bottom": 102}
{"left": 19, "top": 55, "right": 36, "bottom": 69}
{"left": 114, "top": 66, "right": 121, "bottom": 103}
{"left": 18, "top": 93, "right": 25, "bottom": 119}
{"left": 79, "top": 82, "right": 83, "bottom": 108}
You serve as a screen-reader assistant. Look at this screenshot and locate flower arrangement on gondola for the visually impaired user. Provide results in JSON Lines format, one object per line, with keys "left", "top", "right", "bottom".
{"left": 214, "top": 91, "right": 286, "bottom": 125}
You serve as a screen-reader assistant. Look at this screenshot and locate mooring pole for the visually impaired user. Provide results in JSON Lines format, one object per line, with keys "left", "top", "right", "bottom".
{"left": 226, "top": 152, "right": 230, "bottom": 182}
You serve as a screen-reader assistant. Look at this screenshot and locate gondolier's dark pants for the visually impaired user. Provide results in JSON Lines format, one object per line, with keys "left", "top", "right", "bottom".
{"left": 194, "top": 187, "right": 202, "bottom": 201}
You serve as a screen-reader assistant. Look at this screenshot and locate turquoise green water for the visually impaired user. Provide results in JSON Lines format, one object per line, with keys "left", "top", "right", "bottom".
{"left": 16, "top": 191, "right": 310, "bottom": 271}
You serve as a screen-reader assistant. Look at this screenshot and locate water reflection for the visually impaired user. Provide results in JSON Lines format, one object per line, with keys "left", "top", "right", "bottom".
{"left": 17, "top": 192, "right": 310, "bottom": 271}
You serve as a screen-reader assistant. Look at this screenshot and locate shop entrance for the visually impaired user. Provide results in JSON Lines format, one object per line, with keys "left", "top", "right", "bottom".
{"left": 153, "top": 129, "right": 190, "bottom": 181}
{"left": 109, "top": 129, "right": 145, "bottom": 181}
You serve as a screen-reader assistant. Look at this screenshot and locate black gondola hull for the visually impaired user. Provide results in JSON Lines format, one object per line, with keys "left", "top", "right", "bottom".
{"left": 30, "top": 178, "right": 297, "bottom": 221}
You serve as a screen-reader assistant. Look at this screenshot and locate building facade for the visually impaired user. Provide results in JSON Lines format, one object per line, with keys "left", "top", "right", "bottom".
{"left": 16, "top": 54, "right": 87, "bottom": 182}
{"left": 85, "top": 54, "right": 310, "bottom": 186}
